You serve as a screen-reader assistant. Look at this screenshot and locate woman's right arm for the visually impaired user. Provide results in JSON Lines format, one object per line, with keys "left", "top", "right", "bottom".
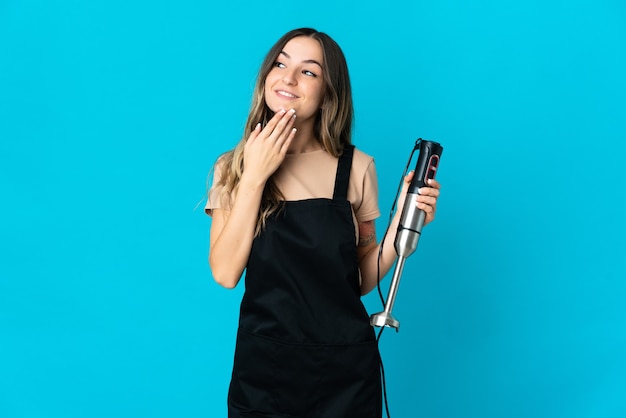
{"left": 209, "top": 109, "right": 297, "bottom": 288}
{"left": 209, "top": 175, "right": 268, "bottom": 288}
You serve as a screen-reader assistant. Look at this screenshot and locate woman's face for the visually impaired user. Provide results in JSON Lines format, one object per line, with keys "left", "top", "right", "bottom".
{"left": 264, "top": 36, "right": 325, "bottom": 122}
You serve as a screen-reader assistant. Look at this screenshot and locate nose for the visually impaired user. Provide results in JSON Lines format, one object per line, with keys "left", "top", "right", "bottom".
{"left": 282, "top": 68, "right": 297, "bottom": 85}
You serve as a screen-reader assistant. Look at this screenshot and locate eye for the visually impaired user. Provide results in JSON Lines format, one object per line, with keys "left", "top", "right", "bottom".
{"left": 274, "top": 61, "right": 286, "bottom": 68}
{"left": 303, "top": 70, "right": 318, "bottom": 77}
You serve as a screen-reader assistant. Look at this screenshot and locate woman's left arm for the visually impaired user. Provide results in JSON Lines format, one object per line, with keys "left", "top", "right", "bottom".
{"left": 357, "top": 175, "right": 441, "bottom": 295}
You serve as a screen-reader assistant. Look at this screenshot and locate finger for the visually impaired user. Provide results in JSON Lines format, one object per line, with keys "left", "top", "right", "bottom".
{"left": 274, "top": 116, "right": 296, "bottom": 150}
{"left": 400, "top": 171, "right": 414, "bottom": 196}
{"left": 244, "top": 124, "right": 261, "bottom": 154}
{"left": 418, "top": 185, "right": 440, "bottom": 198}
{"left": 262, "top": 109, "right": 288, "bottom": 136}
{"left": 279, "top": 128, "right": 297, "bottom": 154}
{"left": 427, "top": 178, "right": 441, "bottom": 190}
{"left": 269, "top": 108, "right": 296, "bottom": 141}
{"left": 248, "top": 123, "right": 262, "bottom": 142}
{"left": 416, "top": 199, "right": 436, "bottom": 214}
{"left": 417, "top": 195, "right": 438, "bottom": 207}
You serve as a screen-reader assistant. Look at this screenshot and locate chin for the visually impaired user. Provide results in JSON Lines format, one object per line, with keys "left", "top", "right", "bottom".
{"left": 265, "top": 102, "right": 283, "bottom": 114}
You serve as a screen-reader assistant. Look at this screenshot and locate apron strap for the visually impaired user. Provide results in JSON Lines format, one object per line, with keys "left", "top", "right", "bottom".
{"left": 333, "top": 145, "right": 354, "bottom": 201}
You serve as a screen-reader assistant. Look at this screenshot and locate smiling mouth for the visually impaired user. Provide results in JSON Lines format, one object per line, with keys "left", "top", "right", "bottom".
{"left": 276, "top": 90, "right": 298, "bottom": 99}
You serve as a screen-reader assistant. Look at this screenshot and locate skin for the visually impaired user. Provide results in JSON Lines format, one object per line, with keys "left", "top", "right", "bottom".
{"left": 209, "top": 36, "right": 441, "bottom": 294}
{"left": 264, "top": 36, "right": 325, "bottom": 152}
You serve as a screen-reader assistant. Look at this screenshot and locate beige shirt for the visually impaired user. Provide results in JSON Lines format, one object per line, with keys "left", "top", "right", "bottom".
{"left": 205, "top": 148, "right": 380, "bottom": 236}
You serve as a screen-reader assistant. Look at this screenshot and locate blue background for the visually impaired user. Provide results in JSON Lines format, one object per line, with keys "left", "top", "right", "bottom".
{"left": 1, "top": 0, "right": 625, "bottom": 417}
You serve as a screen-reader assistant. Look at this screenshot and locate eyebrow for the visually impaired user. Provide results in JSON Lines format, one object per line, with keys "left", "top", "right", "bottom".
{"left": 280, "top": 51, "right": 323, "bottom": 69}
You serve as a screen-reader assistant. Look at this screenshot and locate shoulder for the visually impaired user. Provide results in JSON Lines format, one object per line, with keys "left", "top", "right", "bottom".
{"left": 212, "top": 152, "right": 230, "bottom": 176}
{"left": 351, "top": 147, "right": 376, "bottom": 177}
{"left": 352, "top": 146, "right": 374, "bottom": 163}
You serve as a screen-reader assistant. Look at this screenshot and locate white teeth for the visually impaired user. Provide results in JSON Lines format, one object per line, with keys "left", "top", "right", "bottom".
{"left": 278, "top": 90, "right": 296, "bottom": 98}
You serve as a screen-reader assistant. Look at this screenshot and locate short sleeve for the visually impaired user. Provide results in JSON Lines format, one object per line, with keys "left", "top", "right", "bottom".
{"left": 204, "top": 157, "right": 231, "bottom": 216}
{"left": 354, "top": 158, "right": 380, "bottom": 223}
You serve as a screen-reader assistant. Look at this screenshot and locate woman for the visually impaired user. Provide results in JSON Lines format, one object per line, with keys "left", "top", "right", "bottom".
{"left": 206, "top": 28, "right": 440, "bottom": 418}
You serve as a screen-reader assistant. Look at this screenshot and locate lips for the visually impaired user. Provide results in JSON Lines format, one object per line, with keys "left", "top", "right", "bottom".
{"left": 276, "top": 90, "right": 299, "bottom": 99}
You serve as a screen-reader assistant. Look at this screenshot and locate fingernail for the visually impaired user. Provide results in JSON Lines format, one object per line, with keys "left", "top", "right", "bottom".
{"left": 278, "top": 109, "right": 286, "bottom": 115}
{"left": 288, "top": 108, "right": 295, "bottom": 115}
{"left": 255, "top": 123, "right": 261, "bottom": 130}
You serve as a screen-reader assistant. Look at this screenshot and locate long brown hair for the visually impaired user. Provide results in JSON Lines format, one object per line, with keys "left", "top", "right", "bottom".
{"left": 214, "top": 28, "right": 354, "bottom": 235}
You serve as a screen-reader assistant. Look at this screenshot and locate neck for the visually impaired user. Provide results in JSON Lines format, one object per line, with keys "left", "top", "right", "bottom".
{"left": 287, "top": 121, "right": 322, "bottom": 154}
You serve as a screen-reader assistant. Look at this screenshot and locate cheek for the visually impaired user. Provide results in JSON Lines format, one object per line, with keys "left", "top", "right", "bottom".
{"left": 311, "top": 84, "right": 325, "bottom": 106}
{"left": 263, "top": 77, "right": 277, "bottom": 108}
{"left": 264, "top": 70, "right": 280, "bottom": 87}
{"left": 264, "top": 89, "right": 277, "bottom": 112}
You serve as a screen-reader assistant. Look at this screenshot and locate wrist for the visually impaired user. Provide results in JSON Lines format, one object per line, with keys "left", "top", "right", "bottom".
{"left": 239, "top": 172, "right": 268, "bottom": 192}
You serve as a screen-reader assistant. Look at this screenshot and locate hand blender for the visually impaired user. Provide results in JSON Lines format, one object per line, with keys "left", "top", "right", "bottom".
{"left": 370, "top": 139, "right": 443, "bottom": 331}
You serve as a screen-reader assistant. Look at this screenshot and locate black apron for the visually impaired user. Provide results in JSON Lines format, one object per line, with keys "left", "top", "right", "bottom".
{"left": 228, "top": 146, "right": 382, "bottom": 418}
